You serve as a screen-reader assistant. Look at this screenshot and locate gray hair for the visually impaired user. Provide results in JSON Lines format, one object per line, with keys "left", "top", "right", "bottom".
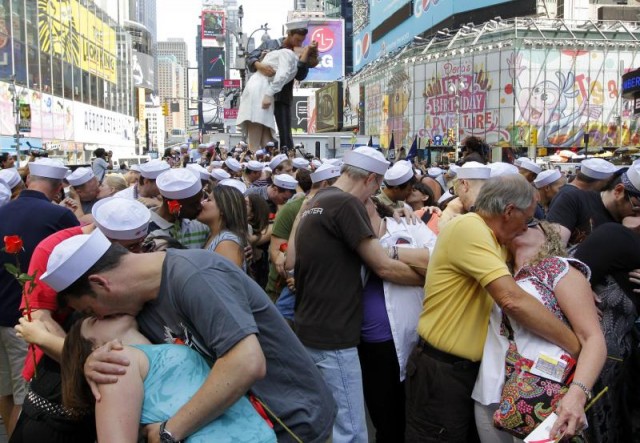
{"left": 341, "top": 164, "right": 373, "bottom": 180}
{"left": 29, "top": 175, "right": 63, "bottom": 189}
{"left": 474, "top": 174, "right": 535, "bottom": 216}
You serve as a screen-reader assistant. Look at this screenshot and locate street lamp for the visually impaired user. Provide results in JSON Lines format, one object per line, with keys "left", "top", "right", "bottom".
{"left": 448, "top": 77, "right": 469, "bottom": 161}
{"left": 233, "top": 7, "right": 271, "bottom": 89}
{"left": 8, "top": 76, "right": 26, "bottom": 168}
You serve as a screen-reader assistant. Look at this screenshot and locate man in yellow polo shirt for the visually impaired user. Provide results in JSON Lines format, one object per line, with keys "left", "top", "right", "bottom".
{"left": 405, "top": 174, "right": 581, "bottom": 442}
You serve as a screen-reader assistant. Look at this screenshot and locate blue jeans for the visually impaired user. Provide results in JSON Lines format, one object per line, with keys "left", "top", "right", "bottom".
{"left": 275, "top": 286, "right": 295, "bottom": 321}
{"left": 304, "top": 346, "right": 368, "bottom": 443}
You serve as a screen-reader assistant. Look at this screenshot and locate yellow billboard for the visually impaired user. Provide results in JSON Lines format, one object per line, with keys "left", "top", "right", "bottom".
{"left": 38, "top": 0, "right": 117, "bottom": 83}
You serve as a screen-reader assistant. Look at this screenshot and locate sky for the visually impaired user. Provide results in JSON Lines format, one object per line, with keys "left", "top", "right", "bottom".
{"left": 156, "top": 0, "right": 293, "bottom": 67}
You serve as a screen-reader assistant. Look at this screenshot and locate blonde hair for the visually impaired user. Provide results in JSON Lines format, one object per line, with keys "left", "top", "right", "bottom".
{"left": 530, "top": 220, "right": 567, "bottom": 266}
{"left": 102, "top": 174, "right": 127, "bottom": 193}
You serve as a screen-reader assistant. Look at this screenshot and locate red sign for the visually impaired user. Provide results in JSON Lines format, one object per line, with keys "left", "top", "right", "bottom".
{"left": 310, "top": 27, "right": 336, "bottom": 52}
{"left": 224, "top": 109, "right": 238, "bottom": 119}
{"left": 223, "top": 79, "right": 241, "bottom": 88}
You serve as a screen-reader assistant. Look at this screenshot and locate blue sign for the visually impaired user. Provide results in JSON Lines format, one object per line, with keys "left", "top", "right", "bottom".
{"left": 353, "top": 0, "right": 518, "bottom": 71}
{"left": 433, "top": 134, "right": 443, "bottom": 146}
{"left": 622, "top": 68, "right": 640, "bottom": 99}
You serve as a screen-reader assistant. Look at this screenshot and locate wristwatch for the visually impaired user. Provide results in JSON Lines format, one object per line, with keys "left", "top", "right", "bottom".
{"left": 159, "top": 421, "right": 182, "bottom": 443}
{"left": 570, "top": 381, "right": 593, "bottom": 402}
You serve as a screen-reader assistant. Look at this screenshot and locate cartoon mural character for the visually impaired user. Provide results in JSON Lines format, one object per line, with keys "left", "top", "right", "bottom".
{"left": 508, "top": 52, "right": 602, "bottom": 147}
{"left": 386, "top": 70, "right": 412, "bottom": 145}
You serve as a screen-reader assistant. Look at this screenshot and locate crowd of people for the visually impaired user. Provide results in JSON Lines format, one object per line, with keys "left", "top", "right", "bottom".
{"left": 1, "top": 133, "right": 639, "bottom": 443}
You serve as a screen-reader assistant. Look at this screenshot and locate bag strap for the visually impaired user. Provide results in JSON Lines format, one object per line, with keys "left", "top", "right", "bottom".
{"left": 253, "top": 396, "right": 304, "bottom": 443}
{"left": 500, "top": 311, "right": 516, "bottom": 343}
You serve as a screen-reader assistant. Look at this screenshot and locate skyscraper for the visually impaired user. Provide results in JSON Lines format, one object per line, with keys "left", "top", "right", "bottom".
{"left": 158, "top": 39, "right": 189, "bottom": 131}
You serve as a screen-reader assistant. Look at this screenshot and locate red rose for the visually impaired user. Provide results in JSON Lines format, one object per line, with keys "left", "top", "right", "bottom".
{"left": 3, "top": 235, "right": 23, "bottom": 254}
{"left": 268, "top": 212, "right": 276, "bottom": 221}
{"left": 167, "top": 200, "right": 182, "bottom": 215}
{"left": 279, "top": 242, "right": 288, "bottom": 253}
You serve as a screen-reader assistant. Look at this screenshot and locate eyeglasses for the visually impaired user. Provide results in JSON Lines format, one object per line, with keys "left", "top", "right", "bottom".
{"left": 627, "top": 192, "right": 640, "bottom": 212}
{"left": 527, "top": 218, "right": 547, "bottom": 237}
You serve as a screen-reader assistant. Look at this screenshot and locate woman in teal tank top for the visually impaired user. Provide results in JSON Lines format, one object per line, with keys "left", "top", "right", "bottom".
{"left": 61, "top": 315, "right": 276, "bottom": 443}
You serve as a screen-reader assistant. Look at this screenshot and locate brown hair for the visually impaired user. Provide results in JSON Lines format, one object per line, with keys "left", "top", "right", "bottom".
{"left": 61, "top": 320, "right": 94, "bottom": 411}
{"left": 530, "top": 220, "right": 567, "bottom": 266}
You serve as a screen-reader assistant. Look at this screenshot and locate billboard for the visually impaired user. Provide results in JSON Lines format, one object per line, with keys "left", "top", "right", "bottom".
{"left": 202, "top": 47, "right": 226, "bottom": 87}
{"left": 353, "top": 0, "right": 530, "bottom": 71}
{"left": 292, "top": 96, "right": 309, "bottom": 134}
{"left": 302, "top": 20, "right": 345, "bottom": 82}
{"left": 74, "top": 102, "right": 135, "bottom": 148}
{"left": 188, "top": 68, "right": 199, "bottom": 110}
{"left": 343, "top": 82, "right": 360, "bottom": 129}
{"left": 132, "top": 52, "right": 155, "bottom": 90}
{"left": 202, "top": 10, "right": 225, "bottom": 40}
{"left": 38, "top": 0, "right": 118, "bottom": 83}
{"left": 315, "top": 82, "right": 343, "bottom": 133}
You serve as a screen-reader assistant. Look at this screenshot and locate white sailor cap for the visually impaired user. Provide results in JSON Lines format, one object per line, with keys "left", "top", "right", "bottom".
{"left": 218, "top": 178, "right": 247, "bottom": 194}
{"left": 234, "top": 147, "right": 243, "bottom": 153}
{"left": 311, "top": 159, "right": 322, "bottom": 169}
{"left": 246, "top": 160, "right": 264, "bottom": 172}
{"left": 66, "top": 167, "right": 95, "bottom": 187}
{"left": 0, "top": 182, "right": 9, "bottom": 207}
{"left": 156, "top": 168, "right": 202, "bottom": 200}
{"left": 533, "top": 169, "right": 563, "bottom": 189}
{"left": 40, "top": 230, "right": 112, "bottom": 292}
{"left": 265, "top": 141, "right": 275, "bottom": 148}
{"left": 311, "top": 163, "right": 341, "bottom": 184}
{"left": 273, "top": 174, "right": 298, "bottom": 190}
{"left": 514, "top": 157, "right": 529, "bottom": 167}
{"left": 580, "top": 158, "right": 617, "bottom": 180}
{"left": 489, "top": 162, "right": 520, "bottom": 178}
{"left": 518, "top": 159, "right": 542, "bottom": 175}
{"left": 384, "top": 161, "right": 413, "bottom": 186}
{"left": 292, "top": 158, "right": 310, "bottom": 170}
{"left": 139, "top": 160, "right": 170, "bottom": 179}
{"left": 427, "top": 167, "right": 444, "bottom": 177}
{"left": 448, "top": 164, "right": 460, "bottom": 177}
{"left": 28, "top": 158, "right": 69, "bottom": 180}
{"left": 0, "top": 168, "right": 22, "bottom": 188}
{"left": 255, "top": 149, "right": 266, "bottom": 156}
{"left": 210, "top": 160, "right": 222, "bottom": 168}
{"left": 92, "top": 197, "right": 151, "bottom": 240}
{"left": 198, "top": 143, "right": 207, "bottom": 149}
{"left": 186, "top": 163, "right": 210, "bottom": 181}
{"left": 210, "top": 168, "right": 231, "bottom": 181}
{"left": 456, "top": 161, "right": 491, "bottom": 180}
{"left": 285, "top": 20, "right": 309, "bottom": 32}
{"left": 343, "top": 147, "right": 389, "bottom": 175}
{"left": 415, "top": 169, "right": 423, "bottom": 177}
{"left": 224, "top": 157, "right": 242, "bottom": 172}
{"left": 622, "top": 164, "right": 640, "bottom": 196}
{"left": 269, "top": 154, "right": 288, "bottom": 170}
{"left": 130, "top": 164, "right": 142, "bottom": 172}
{"left": 324, "top": 158, "right": 343, "bottom": 167}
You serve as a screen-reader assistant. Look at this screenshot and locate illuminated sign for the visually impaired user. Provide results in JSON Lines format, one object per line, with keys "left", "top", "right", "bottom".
{"left": 202, "top": 47, "right": 225, "bottom": 87}
{"left": 37, "top": 0, "right": 117, "bottom": 83}
{"left": 302, "top": 20, "right": 345, "bottom": 82}
{"left": 202, "top": 11, "right": 225, "bottom": 39}
{"left": 622, "top": 68, "right": 640, "bottom": 99}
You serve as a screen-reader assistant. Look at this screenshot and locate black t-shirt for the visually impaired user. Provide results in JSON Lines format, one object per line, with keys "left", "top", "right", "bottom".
{"left": 546, "top": 189, "right": 615, "bottom": 246}
{"left": 574, "top": 223, "right": 640, "bottom": 309}
{"left": 294, "top": 186, "right": 375, "bottom": 349}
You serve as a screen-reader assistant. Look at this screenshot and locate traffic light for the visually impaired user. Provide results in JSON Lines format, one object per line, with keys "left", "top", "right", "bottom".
{"left": 162, "top": 103, "right": 169, "bottom": 116}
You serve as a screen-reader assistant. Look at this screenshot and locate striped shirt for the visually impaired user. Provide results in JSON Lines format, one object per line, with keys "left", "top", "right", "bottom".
{"left": 147, "top": 209, "right": 210, "bottom": 249}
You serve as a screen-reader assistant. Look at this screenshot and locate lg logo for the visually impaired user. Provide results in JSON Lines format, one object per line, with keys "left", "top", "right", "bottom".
{"left": 310, "top": 27, "right": 335, "bottom": 52}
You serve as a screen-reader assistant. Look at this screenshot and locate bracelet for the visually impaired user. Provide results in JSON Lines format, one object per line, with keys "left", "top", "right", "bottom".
{"left": 570, "top": 381, "right": 592, "bottom": 401}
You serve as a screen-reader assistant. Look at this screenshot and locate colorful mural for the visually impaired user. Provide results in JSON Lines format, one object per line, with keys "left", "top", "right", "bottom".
{"left": 354, "top": 45, "right": 640, "bottom": 150}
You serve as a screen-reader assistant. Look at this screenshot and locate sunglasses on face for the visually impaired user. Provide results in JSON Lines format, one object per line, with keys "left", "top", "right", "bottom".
{"left": 626, "top": 192, "right": 640, "bottom": 212}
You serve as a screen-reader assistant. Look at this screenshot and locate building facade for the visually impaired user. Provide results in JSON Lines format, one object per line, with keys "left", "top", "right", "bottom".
{"left": 0, "top": 0, "right": 136, "bottom": 164}
{"left": 158, "top": 38, "right": 189, "bottom": 132}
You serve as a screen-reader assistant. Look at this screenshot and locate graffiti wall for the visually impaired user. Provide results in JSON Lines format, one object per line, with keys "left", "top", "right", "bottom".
{"left": 354, "top": 45, "right": 640, "bottom": 149}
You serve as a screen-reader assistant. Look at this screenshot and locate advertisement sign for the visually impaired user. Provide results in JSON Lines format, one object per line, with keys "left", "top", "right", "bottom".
{"left": 132, "top": 52, "right": 155, "bottom": 90}
{"left": 38, "top": 0, "right": 118, "bottom": 83}
{"left": 223, "top": 79, "right": 241, "bottom": 88}
{"left": 18, "top": 104, "right": 31, "bottom": 133}
{"left": 302, "top": 20, "right": 345, "bottom": 82}
{"left": 353, "top": 0, "right": 531, "bottom": 71}
{"left": 137, "top": 88, "right": 146, "bottom": 142}
{"left": 188, "top": 68, "right": 199, "bottom": 110}
{"left": 73, "top": 102, "right": 135, "bottom": 148}
{"left": 316, "top": 82, "right": 343, "bottom": 133}
{"left": 202, "top": 47, "right": 226, "bottom": 87}
{"left": 224, "top": 108, "right": 238, "bottom": 119}
{"left": 343, "top": 82, "right": 360, "bottom": 129}
{"left": 202, "top": 10, "right": 225, "bottom": 39}
{"left": 291, "top": 96, "right": 308, "bottom": 133}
